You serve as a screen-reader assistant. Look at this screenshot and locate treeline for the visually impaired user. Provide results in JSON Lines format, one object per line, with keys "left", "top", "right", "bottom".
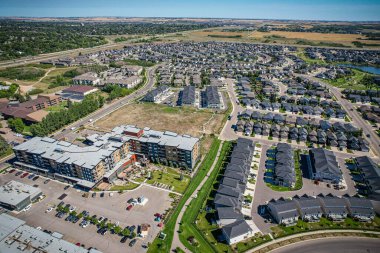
{"left": 0, "top": 83, "right": 18, "bottom": 98}
{"left": 0, "top": 67, "right": 46, "bottom": 81}
{"left": 0, "top": 20, "right": 219, "bottom": 60}
{"left": 30, "top": 95, "right": 104, "bottom": 136}
{"left": 0, "top": 135, "right": 12, "bottom": 158}
{"left": 260, "top": 24, "right": 380, "bottom": 35}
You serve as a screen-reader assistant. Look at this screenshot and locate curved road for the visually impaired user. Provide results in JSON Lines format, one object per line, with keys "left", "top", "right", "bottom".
{"left": 53, "top": 64, "right": 160, "bottom": 140}
{"left": 269, "top": 237, "right": 380, "bottom": 253}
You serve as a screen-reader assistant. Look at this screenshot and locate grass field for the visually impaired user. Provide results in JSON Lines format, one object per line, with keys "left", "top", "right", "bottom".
{"left": 109, "top": 182, "right": 140, "bottom": 191}
{"left": 146, "top": 167, "right": 190, "bottom": 194}
{"left": 323, "top": 69, "right": 370, "bottom": 90}
{"left": 94, "top": 103, "right": 225, "bottom": 138}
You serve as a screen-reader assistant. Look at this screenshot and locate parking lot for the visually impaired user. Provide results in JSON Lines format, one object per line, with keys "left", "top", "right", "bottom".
{"left": 0, "top": 169, "right": 173, "bottom": 253}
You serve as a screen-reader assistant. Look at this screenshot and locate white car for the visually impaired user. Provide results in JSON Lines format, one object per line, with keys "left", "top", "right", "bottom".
{"left": 36, "top": 226, "right": 42, "bottom": 230}
{"left": 69, "top": 206, "right": 76, "bottom": 212}
{"left": 24, "top": 205, "right": 32, "bottom": 212}
{"left": 82, "top": 221, "right": 89, "bottom": 228}
{"left": 70, "top": 127, "right": 76, "bottom": 131}
{"left": 45, "top": 207, "right": 53, "bottom": 213}
{"left": 114, "top": 221, "right": 119, "bottom": 226}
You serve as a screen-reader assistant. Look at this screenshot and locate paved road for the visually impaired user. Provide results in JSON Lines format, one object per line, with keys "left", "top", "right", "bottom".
{"left": 171, "top": 141, "right": 224, "bottom": 253}
{"left": 301, "top": 74, "right": 380, "bottom": 158}
{"left": 53, "top": 65, "right": 160, "bottom": 140}
{"left": 269, "top": 237, "right": 380, "bottom": 253}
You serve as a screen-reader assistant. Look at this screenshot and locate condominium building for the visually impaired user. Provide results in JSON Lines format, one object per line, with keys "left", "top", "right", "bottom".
{"left": 111, "top": 125, "right": 200, "bottom": 170}
{"left": 13, "top": 135, "right": 134, "bottom": 190}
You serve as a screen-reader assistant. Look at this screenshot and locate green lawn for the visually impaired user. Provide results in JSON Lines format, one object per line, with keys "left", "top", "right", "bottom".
{"left": 109, "top": 182, "right": 139, "bottom": 191}
{"left": 178, "top": 141, "right": 232, "bottom": 253}
{"left": 147, "top": 138, "right": 221, "bottom": 253}
{"left": 271, "top": 217, "right": 380, "bottom": 238}
{"left": 323, "top": 69, "right": 370, "bottom": 90}
{"left": 146, "top": 167, "right": 190, "bottom": 194}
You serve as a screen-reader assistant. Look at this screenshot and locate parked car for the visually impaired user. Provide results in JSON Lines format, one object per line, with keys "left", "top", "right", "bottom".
{"left": 8, "top": 169, "right": 15, "bottom": 173}
{"left": 120, "top": 236, "right": 128, "bottom": 243}
{"left": 64, "top": 185, "right": 70, "bottom": 190}
{"left": 92, "top": 193, "right": 96, "bottom": 198}
{"left": 28, "top": 174, "right": 35, "bottom": 179}
{"left": 129, "top": 239, "right": 136, "bottom": 247}
{"left": 127, "top": 205, "right": 133, "bottom": 211}
{"left": 45, "top": 207, "right": 53, "bottom": 213}
{"left": 32, "top": 176, "right": 39, "bottom": 181}
{"left": 15, "top": 171, "right": 22, "bottom": 176}
{"left": 23, "top": 204, "right": 32, "bottom": 211}
{"left": 44, "top": 179, "right": 50, "bottom": 184}
{"left": 21, "top": 172, "right": 29, "bottom": 178}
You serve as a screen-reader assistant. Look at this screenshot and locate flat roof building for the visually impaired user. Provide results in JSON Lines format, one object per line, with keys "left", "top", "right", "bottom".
{"left": 0, "top": 181, "right": 42, "bottom": 211}
{"left": 0, "top": 213, "right": 100, "bottom": 253}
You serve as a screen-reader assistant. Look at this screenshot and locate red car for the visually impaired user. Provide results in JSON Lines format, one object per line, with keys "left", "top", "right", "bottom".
{"left": 21, "top": 172, "right": 29, "bottom": 178}
{"left": 127, "top": 205, "right": 133, "bottom": 211}
{"left": 8, "top": 169, "right": 15, "bottom": 173}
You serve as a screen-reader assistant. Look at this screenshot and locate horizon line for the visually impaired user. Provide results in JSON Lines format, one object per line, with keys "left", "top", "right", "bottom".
{"left": 1, "top": 16, "right": 379, "bottom": 23}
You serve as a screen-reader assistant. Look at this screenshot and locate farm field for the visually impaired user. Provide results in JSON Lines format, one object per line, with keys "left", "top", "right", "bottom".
{"left": 170, "top": 28, "right": 380, "bottom": 48}
{"left": 94, "top": 103, "right": 225, "bottom": 138}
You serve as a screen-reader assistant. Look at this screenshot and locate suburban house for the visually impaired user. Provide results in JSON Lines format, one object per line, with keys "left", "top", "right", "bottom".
{"left": 293, "top": 195, "right": 323, "bottom": 222}
{"left": 221, "top": 219, "right": 253, "bottom": 245}
{"left": 309, "top": 148, "right": 342, "bottom": 183}
{"left": 267, "top": 198, "right": 299, "bottom": 226}
{"left": 343, "top": 196, "right": 375, "bottom": 221}
{"left": 317, "top": 194, "right": 348, "bottom": 221}
{"left": 273, "top": 143, "right": 295, "bottom": 187}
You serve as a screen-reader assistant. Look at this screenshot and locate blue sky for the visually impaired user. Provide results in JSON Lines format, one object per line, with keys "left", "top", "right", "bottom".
{"left": 0, "top": 0, "right": 379, "bottom": 21}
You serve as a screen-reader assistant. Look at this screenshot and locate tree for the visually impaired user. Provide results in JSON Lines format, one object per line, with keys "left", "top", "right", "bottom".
{"left": 113, "top": 226, "right": 122, "bottom": 235}
{"left": 25, "top": 93, "right": 31, "bottom": 101}
{"left": 7, "top": 118, "right": 25, "bottom": 133}
{"left": 121, "top": 228, "right": 130, "bottom": 237}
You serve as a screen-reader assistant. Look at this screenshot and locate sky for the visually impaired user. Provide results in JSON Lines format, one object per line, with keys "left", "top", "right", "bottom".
{"left": 0, "top": 0, "right": 379, "bottom": 21}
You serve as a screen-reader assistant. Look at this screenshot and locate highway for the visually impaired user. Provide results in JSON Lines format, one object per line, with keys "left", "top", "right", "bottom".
{"left": 53, "top": 64, "right": 160, "bottom": 140}
{"left": 269, "top": 237, "right": 380, "bottom": 253}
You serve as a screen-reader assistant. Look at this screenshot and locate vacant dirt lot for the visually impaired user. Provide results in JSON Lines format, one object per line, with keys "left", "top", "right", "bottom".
{"left": 95, "top": 103, "right": 225, "bottom": 138}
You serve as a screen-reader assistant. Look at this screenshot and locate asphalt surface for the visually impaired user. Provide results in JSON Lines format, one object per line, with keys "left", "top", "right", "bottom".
{"left": 269, "top": 237, "right": 380, "bottom": 253}
{"left": 53, "top": 65, "right": 159, "bottom": 140}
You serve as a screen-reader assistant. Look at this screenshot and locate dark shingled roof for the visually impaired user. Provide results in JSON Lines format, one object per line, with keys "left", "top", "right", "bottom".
{"left": 221, "top": 219, "right": 252, "bottom": 239}
{"left": 180, "top": 85, "right": 195, "bottom": 105}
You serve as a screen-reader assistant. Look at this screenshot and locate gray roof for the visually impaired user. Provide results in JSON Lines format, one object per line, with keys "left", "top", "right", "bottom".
{"left": 268, "top": 198, "right": 299, "bottom": 220}
{"left": 180, "top": 85, "right": 196, "bottom": 105}
{"left": 113, "top": 125, "right": 199, "bottom": 151}
{"left": 203, "top": 85, "right": 220, "bottom": 106}
{"left": 0, "top": 213, "right": 92, "bottom": 253}
{"left": 0, "top": 181, "right": 42, "bottom": 207}
{"left": 310, "top": 148, "right": 341, "bottom": 179}
{"left": 216, "top": 207, "right": 244, "bottom": 220}
{"left": 214, "top": 194, "right": 241, "bottom": 209}
{"left": 222, "top": 219, "right": 252, "bottom": 239}
{"left": 143, "top": 85, "right": 169, "bottom": 102}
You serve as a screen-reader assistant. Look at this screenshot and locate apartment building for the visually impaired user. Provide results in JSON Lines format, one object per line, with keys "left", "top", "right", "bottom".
{"left": 112, "top": 125, "right": 200, "bottom": 170}
{"left": 13, "top": 135, "right": 134, "bottom": 190}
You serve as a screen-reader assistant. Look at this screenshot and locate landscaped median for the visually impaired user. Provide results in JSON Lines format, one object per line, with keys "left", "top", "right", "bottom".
{"left": 147, "top": 137, "right": 221, "bottom": 253}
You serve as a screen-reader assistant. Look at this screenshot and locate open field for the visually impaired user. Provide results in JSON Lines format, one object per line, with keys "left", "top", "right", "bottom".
{"left": 165, "top": 28, "right": 380, "bottom": 49}
{"left": 94, "top": 103, "right": 225, "bottom": 138}
{"left": 145, "top": 167, "right": 190, "bottom": 194}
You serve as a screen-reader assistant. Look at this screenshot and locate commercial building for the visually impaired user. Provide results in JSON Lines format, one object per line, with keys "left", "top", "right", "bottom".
{"left": 111, "top": 125, "right": 200, "bottom": 170}
{"left": 59, "top": 85, "right": 98, "bottom": 102}
{"left": 0, "top": 213, "right": 101, "bottom": 253}
{"left": 202, "top": 85, "right": 221, "bottom": 108}
{"left": 309, "top": 148, "right": 342, "bottom": 183}
{"left": 0, "top": 181, "right": 42, "bottom": 211}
